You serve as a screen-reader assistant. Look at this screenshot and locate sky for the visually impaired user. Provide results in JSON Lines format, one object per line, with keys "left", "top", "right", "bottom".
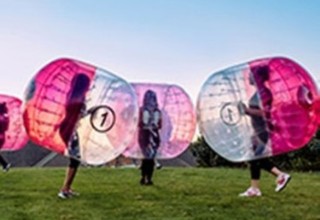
{"left": 0, "top": 0, "right": 320, "bottom": 104}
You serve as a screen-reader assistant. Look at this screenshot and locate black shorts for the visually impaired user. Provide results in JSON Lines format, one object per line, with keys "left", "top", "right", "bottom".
{"left": 69, "top": 157, "right": 80, "bottom": 168}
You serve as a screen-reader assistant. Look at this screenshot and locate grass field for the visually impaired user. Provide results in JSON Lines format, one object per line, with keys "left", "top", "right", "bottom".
{"left": 0, "top": 167, "right": 320, "bottom": 220}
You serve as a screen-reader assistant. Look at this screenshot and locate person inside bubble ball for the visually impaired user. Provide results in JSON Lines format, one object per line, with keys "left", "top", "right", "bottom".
{"left": 0, "top": 102, "right": 11, "bottom": 172}
{"left": 58, "top": 73, "right": 91, "bottom": 199}
{"left": 138, "top": 90, "right": 162, "bottom": 185}
{"left": 238, "top": 65, "right": 291, "bottom": 197}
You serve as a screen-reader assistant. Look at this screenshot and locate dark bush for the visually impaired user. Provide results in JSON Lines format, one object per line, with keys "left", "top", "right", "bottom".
{"left": 190, "top": 136, "right": 245, "bottom": 168}
{"left": 191, "top": 130, "right": 320, "bottom": 171}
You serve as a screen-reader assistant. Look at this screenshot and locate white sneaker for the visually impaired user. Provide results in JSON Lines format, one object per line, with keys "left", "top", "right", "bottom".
{"left": 58, "top": 189, "right": 79, "bottom": 199}
{"left": 58, "top": 191, "right": 70, "bottom": 199}
{"left": 239, "top": 187, "right": 262, "bottom": 197}
{"left": 275, "top": 173, "right": 291, "bottom": 192}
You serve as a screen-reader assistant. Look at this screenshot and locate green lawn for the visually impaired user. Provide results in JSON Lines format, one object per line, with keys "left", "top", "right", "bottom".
{"left": 0, "top": 167, "right": 319, "bottom": 220}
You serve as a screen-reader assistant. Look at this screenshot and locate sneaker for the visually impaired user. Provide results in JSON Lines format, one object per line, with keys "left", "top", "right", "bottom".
{"left": 275, "top": 173, "right": 291, "bottom": 192}
{"left": 58, "top": 191, "right": 70, "bottom": 199}
{"left": 239, "top": 187, "right": 262, "bottom": 197}
{"left": 3, "top": 163, "right": 11, "bottom": 172}
{"left": 58, "top": 189, "right": 79, "bottom": 199}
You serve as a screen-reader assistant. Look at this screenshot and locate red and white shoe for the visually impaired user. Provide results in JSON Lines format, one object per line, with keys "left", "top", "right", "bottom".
{"left": 275, "top": 173, "right": 291, "bottom": 192}
{"left": 239, "top": 187, "right": 262, "bottom": 197}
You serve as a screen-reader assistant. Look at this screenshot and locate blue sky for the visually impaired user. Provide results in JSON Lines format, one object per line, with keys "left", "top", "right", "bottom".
{"left": 0, "top": 0, "right": 319, "bottom": 103}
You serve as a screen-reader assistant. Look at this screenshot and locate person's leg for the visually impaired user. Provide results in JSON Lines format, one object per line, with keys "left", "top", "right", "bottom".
{"left": 259, "top": 158, "right": 291, "bottom": 192}
{"left": 239, "top": 160, "right": 262, "bottom": 197}
{"left": 0, "top": 138, "right": 9, "bottom": 171}
{"left": 146, "top": 159, "right": 155, "bottom": 185}
{"left": 140, "top": 159, "right": 147, "bottom": 185}
{"left": 62, "top": 167, "right": 78, "bottom": 191}
{"left": 58, "top": 158, "right": 80, "bottom": 198}
{"left": 0, "top": 154, "right": 8, "bottom": 168}
{"left": 254, "top": 158, "right": 291, "bottom": 192}
{"left": 249, "top": 160, "right": 261, "bottom": 189}
{"left": 258, "top": 158, "right": 277, "bottom": 175}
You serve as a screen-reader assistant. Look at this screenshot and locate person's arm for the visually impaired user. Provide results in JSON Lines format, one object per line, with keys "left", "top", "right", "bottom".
{"left": 238, "top": 102, "right": 264, "bottom": 117}
{"left": 79, "top": 103, "right": 90, "bottom": 118}
{"left": 153, "top": 110, "right": 162, "bottom": 130}
{"left": 142, "top": 110, "right": 150, "bottom": 128}
{"left": 244, "top": 107, "right": 264, "bottom": 117}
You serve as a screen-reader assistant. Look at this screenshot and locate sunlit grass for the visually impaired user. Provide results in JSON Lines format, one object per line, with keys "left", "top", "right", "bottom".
{"left": 0, "top": 167, "right": 319, "bottom": 219}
